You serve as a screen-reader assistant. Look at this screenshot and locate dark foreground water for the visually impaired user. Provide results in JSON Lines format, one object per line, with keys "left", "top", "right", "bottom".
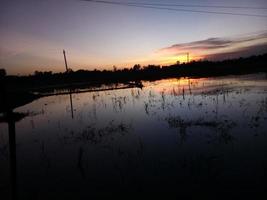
{"left": 1, "top": 74, "right": 267, "bottom": 199}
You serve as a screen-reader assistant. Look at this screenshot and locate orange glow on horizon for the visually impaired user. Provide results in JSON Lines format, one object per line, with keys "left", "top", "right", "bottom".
{"left": 148, "top": 77, "right": 209, "bottom": 95}
{"left": 157, "top": 53, "right": 204, "bottom": 66}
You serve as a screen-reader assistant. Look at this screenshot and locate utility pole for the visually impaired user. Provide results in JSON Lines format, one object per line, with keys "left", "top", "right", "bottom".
{"left": 63, "top": 49, "right": 69, "bottom": 72}
{"left": 176, "top": 52, "right": 190, "bottom": 64}
{"left": 62, "top": 49, "right": 74, "bottom": 118}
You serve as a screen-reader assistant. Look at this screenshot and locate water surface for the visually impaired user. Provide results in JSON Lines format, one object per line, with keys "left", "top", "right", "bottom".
{"left": 1, "top": 73, "right": 267, "bottom": 198}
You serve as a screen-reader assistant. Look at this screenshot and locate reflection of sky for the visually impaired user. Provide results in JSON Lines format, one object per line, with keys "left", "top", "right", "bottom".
{"left": 0, "top": 0, "right": 267, "bottom": 74}
{"left": 0, "top": 74, "right": 267, "bottom": 196}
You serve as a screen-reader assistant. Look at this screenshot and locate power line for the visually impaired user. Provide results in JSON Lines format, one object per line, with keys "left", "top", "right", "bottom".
{"left": 121, "top": 4, "right": 267, "bottom": 18}
{"left": 81, "top": 0, "right": 267, "bottom": 18}
{"left": 83, "top": 0, "right": 267, "bottom": 10}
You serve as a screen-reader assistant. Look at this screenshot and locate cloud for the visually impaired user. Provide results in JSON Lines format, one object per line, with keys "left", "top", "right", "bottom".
{"left": 205, "top": 43, "right": 267, "bottom": 60}
{"left": 158, "top": 31, "right": 267, "bottom": 60}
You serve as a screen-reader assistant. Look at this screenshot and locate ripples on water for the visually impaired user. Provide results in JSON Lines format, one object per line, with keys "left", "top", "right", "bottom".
{"left": 1, "top": 73, "right": 267, "bottom": 198}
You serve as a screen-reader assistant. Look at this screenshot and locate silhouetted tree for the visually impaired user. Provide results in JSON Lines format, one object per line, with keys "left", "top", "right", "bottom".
{"left": 34, "top": 71, "right": 52, "bottom": 77}
{"left": 67, "top": 68, "right": 73, "bottom": 73}
{"left": 133, "top": 64, "right": 141, "bottom": 71}
{"left": 0, "top": 69, "right": 6, "bottom": 77}
{"left": 1, "top": 53, "right": 266, "bottom": 94}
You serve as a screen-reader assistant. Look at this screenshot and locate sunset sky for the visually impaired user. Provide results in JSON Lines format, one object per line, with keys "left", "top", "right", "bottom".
{"left": 0, "top": 0, "right": 267, "bottom": 75}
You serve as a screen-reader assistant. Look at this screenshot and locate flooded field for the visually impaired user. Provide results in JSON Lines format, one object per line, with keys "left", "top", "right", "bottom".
{"left": 1, "top": 73, "right": 267, "bottom": 198}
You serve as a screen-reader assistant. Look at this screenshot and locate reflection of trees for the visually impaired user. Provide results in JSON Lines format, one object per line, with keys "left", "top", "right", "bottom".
{"left": 59, "top": 121, "right": 132, "bottom": 145}
{"left": 247, "top": 97, "right": 267, "bottom": 134}
{"left": 138, "top": 81, "right": 258, "bottom": 144}
{"left": 77, "top": 121, "right": 131, "bottom": 144}
{"left": 166, "top": 117, "right": 188, "bottom": 143}
{"left": 177, "top": 154, "right": 223, "bottom": 185}
{"left": 112, "top": 96, "right": 128, "bottom": 113}
{"left": 131, "top": 89, "right": 141, "bottom": 100}
{"left": 166, "top": 116, "right": 236, "bottom": 144}
{"left": 56, "top": 120, "right": 147, "bottom": 184}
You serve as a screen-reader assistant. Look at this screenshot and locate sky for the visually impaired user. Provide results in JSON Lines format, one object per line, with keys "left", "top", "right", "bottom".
{"left": 0, "top": 0, "right": 267, "bottom": 75}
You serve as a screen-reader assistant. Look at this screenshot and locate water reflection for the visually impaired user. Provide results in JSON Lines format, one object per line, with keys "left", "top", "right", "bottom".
{"left": 7, "top": 112, "right": 17, "bottom": 200}
{"left": 69, "top": 89, "right": 74, "bottom": 119}
{"left": 0, "top": 73, "right": 267, "bottom": 198}
{"left": 0, "top": 110, "right": 27, "bottom": 200}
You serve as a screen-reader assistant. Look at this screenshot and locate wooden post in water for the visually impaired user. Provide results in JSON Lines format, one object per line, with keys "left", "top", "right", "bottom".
{"left": 63, "top": 49, "right": 69, "bottom": 72}
{"left": 63, "top": 49, "right": 74, "bottom": 118}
